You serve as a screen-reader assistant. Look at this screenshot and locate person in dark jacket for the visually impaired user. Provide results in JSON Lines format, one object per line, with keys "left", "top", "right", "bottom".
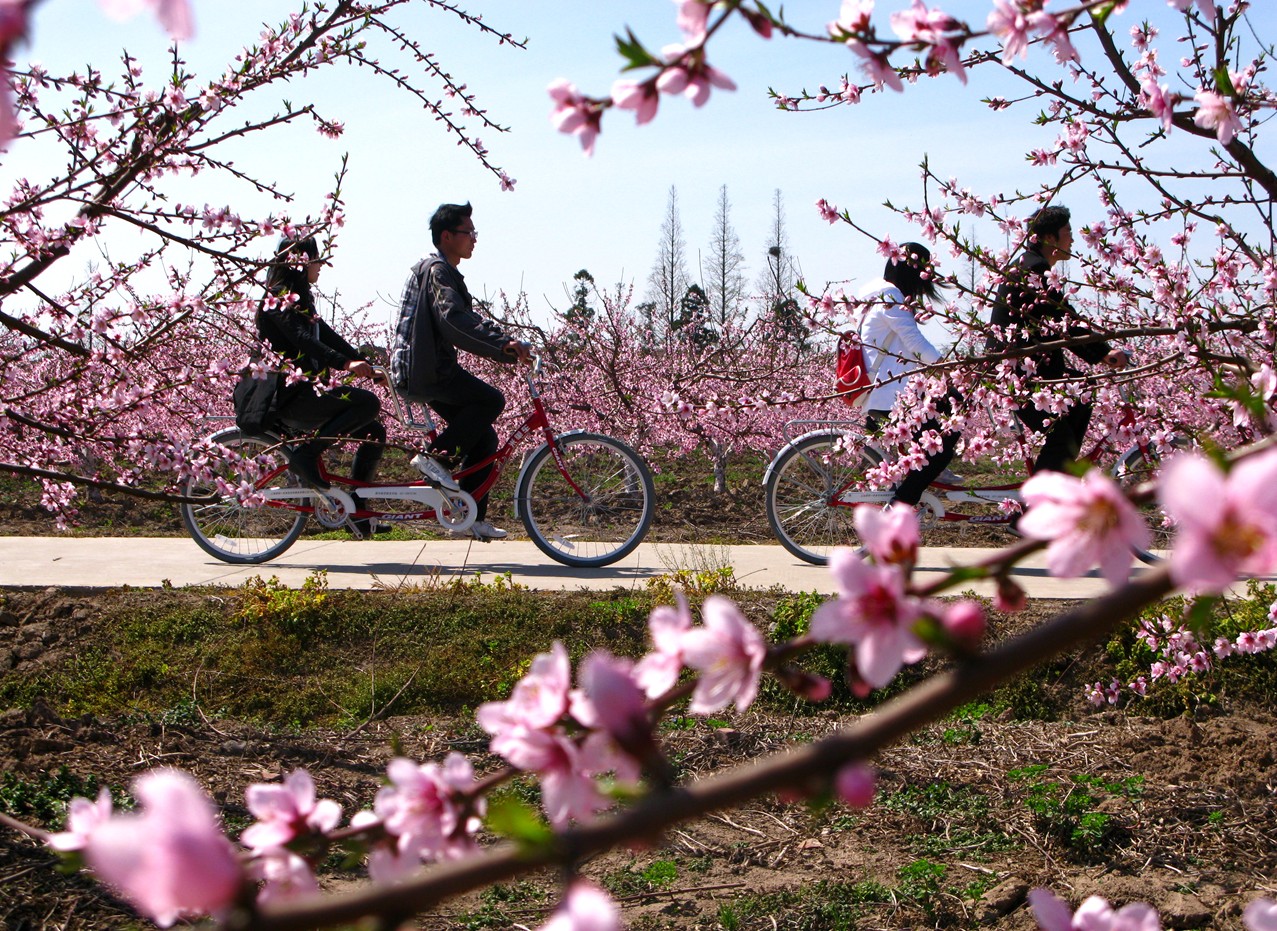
{"left": 989, "top": 206, "right": 1127, "bottom": 475}
{"left": 390, "top": 202, "right": 532, "bottom": 541}
{"left": 257, "top": 236, "right": 387, "bottom": 517}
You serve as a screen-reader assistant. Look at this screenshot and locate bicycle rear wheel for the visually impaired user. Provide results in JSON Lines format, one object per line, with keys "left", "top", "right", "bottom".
{"left": 1111, "top": 443, "right": 1174, "bottom": 564}
{"left": 765, "top": 431, "right": 887, "bottom": 566}
{"left": 516, "top": 433, "right": 654, "bottom": 568}
{"left": 180, "top": 428, "right": 308, "bottom": 564}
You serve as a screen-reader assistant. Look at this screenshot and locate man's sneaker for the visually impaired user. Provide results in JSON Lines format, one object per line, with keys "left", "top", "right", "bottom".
{"left": 287, "top": 447, "right": 330, "bottom": 491}
{"left": 410, "top": 452, "right": 460, "bottom": 491}
{"left": 936, "top": 468, "right": 965, "bottom": 485}
{"left": 349, "top": 517, "right": 392, "bottom": 539}
{"left": 469, "top": 520, "right": 508, "bottom": 541}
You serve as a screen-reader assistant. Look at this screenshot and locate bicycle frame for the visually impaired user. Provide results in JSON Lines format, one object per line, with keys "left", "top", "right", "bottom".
{"left": 268, "top": 362, "right": 578, "bottom": 527}
{"left": 788, "top": 397, "right": 1160, "bottom": 528}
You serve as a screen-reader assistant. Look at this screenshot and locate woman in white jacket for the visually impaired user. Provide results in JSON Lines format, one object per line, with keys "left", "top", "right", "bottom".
{"left": 858, "top": 242, "right": 961, "bottom": 508}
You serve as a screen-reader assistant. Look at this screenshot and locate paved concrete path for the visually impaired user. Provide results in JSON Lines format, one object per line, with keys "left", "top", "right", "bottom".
{"left": 0, "top": 535, "right": 1163, "bottom": 599}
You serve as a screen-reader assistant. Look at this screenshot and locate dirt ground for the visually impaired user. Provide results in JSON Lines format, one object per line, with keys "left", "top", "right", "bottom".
{"left": 1, "top": 585, "right": 1275, "bottom": 930}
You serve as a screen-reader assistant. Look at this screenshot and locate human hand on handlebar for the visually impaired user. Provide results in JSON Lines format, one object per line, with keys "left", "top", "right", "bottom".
{"left": 505, "top": 340, "right": 534, "bottom": 365}
{"left": 1103, "top": 349, "right": 1130, "bottom": 369}
{"left": 347, "top": 359, "right": 388, "bottom": 385}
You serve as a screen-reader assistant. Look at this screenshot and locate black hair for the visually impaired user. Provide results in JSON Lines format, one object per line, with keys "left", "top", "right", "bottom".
{"left": 882, "top": 241, "right": 941, "bottom": 302}
{"left": 1027, "top": 205, "right": 1071, "bottom": 241}
{"left": 264, "top": 235, "right": 318, "bottom": 297}
{"left": 430, "top": 202, "right": 473, "bottom": 248}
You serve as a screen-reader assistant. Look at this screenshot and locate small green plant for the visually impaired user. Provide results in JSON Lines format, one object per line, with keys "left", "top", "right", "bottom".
{"left": 770, "top": 591, "right": 825, "bottom": 640}
{"left": 646, "top": 566, "right": 737, "bottom": 599}
{"left": 238, "top": 571, "right": 330, "bottom": 627}
{"left": 896, "top": 858, "right": 947, "bottom": 900}
{"left": 1009, "top": 766, "right": 1142, "bottom": 857}
{"left": 717, "top": 903, "right": 742, "bottom": 931}
{"left": 641, "top": 859, "right": 678, "bottom": 888}
{"left": 603, "top": 859, "right": 679, "bottom": 898}
{"left": 0, "top": 767, "right": 102, "bottom": 827}
{"left": 446, "top": 571, "right": 527, "bottom": 593}
{"left": 882, "top": 781, "right": 989, "bottom": 822}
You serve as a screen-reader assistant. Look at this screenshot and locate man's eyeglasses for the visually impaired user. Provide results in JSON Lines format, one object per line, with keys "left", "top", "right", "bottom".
{"left": 450, "top": 228, "right": 479, "bottom": 240}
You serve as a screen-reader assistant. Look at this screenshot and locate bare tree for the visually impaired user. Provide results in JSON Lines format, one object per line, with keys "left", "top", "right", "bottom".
{"left": 702, "top": 184, "right": 747, "bottom": 327}
{"left": 644, "top": 185, "right": 691, "bottom": 341}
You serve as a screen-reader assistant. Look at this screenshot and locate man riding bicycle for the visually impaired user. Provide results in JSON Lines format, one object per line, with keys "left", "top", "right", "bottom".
{"left": 390, "top": 202, "right": 532, "bottom": 541}
{"left": 989, "top": 205, "right": 1128, "bottom": 476}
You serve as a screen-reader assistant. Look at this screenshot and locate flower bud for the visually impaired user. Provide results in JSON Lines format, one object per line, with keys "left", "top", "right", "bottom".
{"left": 834, "top": 763, "right": 876, "bottom": 809}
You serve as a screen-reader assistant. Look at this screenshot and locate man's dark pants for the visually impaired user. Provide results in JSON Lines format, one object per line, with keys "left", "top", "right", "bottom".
{"left": 1017, "top": 402, "right": 1093, "bottom": 475}
{"left": 409, "top": 369, "right": 506, "bottom": 521}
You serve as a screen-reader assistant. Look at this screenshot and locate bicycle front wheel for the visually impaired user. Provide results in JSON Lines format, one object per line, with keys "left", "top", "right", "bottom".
{"left": 517, "top": 433, "right": 654, "bottom": 568}
{"left": 1111, "top": 443, "right": 1173, "bottom": 564}
{"left": 180, "top": 428, "right": 308, "bottom": 564}
{"left": 765, "top": 431, "right": 886, "bottom": 566}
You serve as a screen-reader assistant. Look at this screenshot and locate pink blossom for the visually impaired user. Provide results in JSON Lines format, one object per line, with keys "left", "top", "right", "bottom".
{"left": 828, "top": 0, "right": 873, "bottom": 38}
{"left": 539, "top": 880, "right": 620, "bottom": 931}
{"left": 526, "top": 730, "right": 611, "bottom": 826}
{"left": 477, "top": 640, "right": 572, "bottom": 736}
{"left": 816, "top": 198, "right": 841, "bottom": 224}
{"left": 48, "top": 787, "right": 113, "bottom": 852}
{"left": 890, "top": 0, "right": 966, "bottom": 83}
{"left": 98, "top": 0, "right": 194, "bottom": 39}
{"left": 547, "top": 79, "right": 601, "bottom": 155}
{"left": 942, "top": 600, "right": 987, "bottom": 647}
{"left": 374, "top": 753, "right": 482, "bottom": 861}
{"left": 988, "top": 0, "right": 1031, "bottom": 64}
{"left": 810, "top": 548, "right": 926, "bottom": 688}
{"left": 242, "top": 769, "right": 342, "bottom": 852}
{"left": 849, "top": 41, "right": 904, "bottom": 92}
{"left": 1168, "top": 0, "right": 1217, "bottom": 18}
{"left": 673, "top": 0, "right": 710, "bottom": 44}
{"left": 877, "top": 235, "right": 905, "bottom": 263}
{"left": 680, "top": 596, "right": 767, "bottom": 714}
{"left": 1141, "top": 76, "right": 1175, "bottom": 132}
{"left": 0, "top": 0, "right": 27, "bottom": 48}
{"left": 994, "top": 575, "right": 1027, "bottom": 613}
{"left": 1029, "top": 888, "right": 1162, "bottom": 931}
{"left": 655, "top": 57, "right": 736, "bottom": 107}
{"left": 1018, "top": 470, "right": 1149, "bottom": 586}
{"left": 579, "top": 650, "right": 650, "bottom": 754}
{"left": 611, "top": 78, "right": 660, "bottom": 125}
{"left": 634, "top": 597, "right": 691, "bottom": 696}
{"left": 1193, "top": 89, "right": 1243, "bottom": 144}
{"left": 1160, "top": 450, "right": 1277, "bottom": 592}
{"left": 855, "top": 502, "right": 920, "bottom": 566}
{"left": 1028, "top": 11, "right": 1079, "bottom": 64}
{"left": 83, "top": 770, "right": 241, "bottom": 928}
{"left": 1245, "top": 899, "right": 1277, "bottom": 931}
{"left": 835, "top": 763, "right": 876, "bottom": 808}
{"left": 250, "top": 849, "right": 318, "bottom": 906}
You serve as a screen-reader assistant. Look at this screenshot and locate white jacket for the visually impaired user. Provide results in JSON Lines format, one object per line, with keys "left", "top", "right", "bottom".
{"left": 857, "top": 278, "right": 941, "bottom": 411}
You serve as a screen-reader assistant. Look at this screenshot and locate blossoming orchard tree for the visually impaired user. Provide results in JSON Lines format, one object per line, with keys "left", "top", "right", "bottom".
{"left": 476, "top": 281, "right": 836, "bottom": 493}
{"left": 10, "top": 2, "right": 1277, "bottom": 931}
{"left": 0, "top": 0, "right": 519, "bottom": 521}
{"left": 550, "top": 0, "right": 1274, "bottom": 481}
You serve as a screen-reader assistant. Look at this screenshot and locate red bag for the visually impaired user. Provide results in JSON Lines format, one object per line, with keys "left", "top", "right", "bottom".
{"left": 835, "top": 331, "right": 873, "bottom": 408}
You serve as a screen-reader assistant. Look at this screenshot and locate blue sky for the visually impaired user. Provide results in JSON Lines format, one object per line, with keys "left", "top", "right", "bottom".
{"left": 10, "top": 1, "right": 1256, "bottom": 331}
